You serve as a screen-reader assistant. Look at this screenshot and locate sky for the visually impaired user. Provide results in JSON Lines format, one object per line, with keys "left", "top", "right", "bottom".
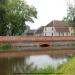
{"left": 25, "top": 0, "right": 73, "bottom": 29}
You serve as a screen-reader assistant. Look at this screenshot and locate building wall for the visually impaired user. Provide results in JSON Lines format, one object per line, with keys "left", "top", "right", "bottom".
{"left": 43, "top": 27, "right": 53, "bottom": 36}
{"left": 43, "top": 27, "right": 71, "bottom": 36}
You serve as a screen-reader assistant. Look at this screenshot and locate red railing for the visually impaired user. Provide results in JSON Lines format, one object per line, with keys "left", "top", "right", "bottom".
{"left": 0, "top": 36, "right": 75, "bottom": 43}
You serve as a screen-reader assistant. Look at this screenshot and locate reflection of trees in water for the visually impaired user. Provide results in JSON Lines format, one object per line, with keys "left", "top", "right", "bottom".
{"left": 0, "top": 58, "right": 12, "bottom": 75}
{"left": 0, "top": 57, "right": 33, "bottom": 75}
{"left": 12, "top": 57, "right": 33, "bottom": 74}
{"left": 12, "top": 58, "right": 25, "bottom": 73}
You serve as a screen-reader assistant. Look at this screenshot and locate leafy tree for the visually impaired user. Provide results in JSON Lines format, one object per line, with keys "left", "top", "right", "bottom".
{"left": 64, "top": 4, "right": 75, "bottom": 27}
{"left": 0, "top": 0, "right": 8, "bottom": 35}
{"left": 63, "top": 4, "right": 75, "bottom": 35}
{"left": 0, "top": 0, "right": 37, "bottom": 35}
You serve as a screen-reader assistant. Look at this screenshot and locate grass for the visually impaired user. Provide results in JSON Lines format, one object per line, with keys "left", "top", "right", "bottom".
{"left": 56, "top": 56, "right": 75, "bottom": 75}
{"left": 27, "top": 56, "right": 75, "bottom": 75}
{"left": 0, "top": 43, "right": 13, "bottom": 50}
{"left": 28, "top": 66, "right": 56, "bottom": 75}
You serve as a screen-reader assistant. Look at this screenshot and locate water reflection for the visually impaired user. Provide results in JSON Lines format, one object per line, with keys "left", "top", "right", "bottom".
{"left": 0, "top": 57, "right": 32, "bottom": 75}
{"left": 0, "top": 58, "right": 12, "bottom": 75}
{"left": 27, "top": 55, "right": 67, "bottom": 68}
{"left": 0, "top": 41, "right": 75, "bottom": 75}
{"left": 0, "top": 55, "right": 68, "bottom": 75}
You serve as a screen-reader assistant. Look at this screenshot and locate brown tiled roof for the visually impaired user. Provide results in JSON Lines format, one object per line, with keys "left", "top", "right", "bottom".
{"left": 46, "top": 21, "right": 53, "bottom": 27}
{"left": 36, "top": 26, "right": 44, "bottom": 34}
{"left": 46, "top": 20, "right": 69, "bottom": 32}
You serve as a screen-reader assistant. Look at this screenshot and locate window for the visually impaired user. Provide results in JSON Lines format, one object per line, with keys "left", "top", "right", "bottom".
{"left": 52, "top": 33, "right": 53, "bottom": 36}
{"left": 44, "top": 28, "right": 46, "bottom": 31}
{"left": 59, "top": 32, "right": 60, "bottom": 36}
{"left": 63, "top": 33, "right": 64, "bottom": 36}
{"left": 66, "top": 32, "right": 68, "bottom": 36}
{"left": 52, "top": 27, "right": 53, "bottom": 30}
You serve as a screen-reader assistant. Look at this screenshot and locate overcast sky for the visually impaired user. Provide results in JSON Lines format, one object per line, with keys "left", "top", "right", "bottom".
{"left": 26, "top": 0, "right": 73, "bottom": 29}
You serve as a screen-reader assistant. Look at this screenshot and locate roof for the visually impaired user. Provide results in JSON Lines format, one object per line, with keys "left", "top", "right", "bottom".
{"left": 46, "top": 20, "right": 69, "bottom": 32}
{"left": 36, "top": 26, "right": 44, "bottom": 34}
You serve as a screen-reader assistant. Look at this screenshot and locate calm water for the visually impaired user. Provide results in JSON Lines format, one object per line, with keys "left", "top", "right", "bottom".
{"left": 0, "top": 41, "right": 75, "bottom": 75}
{"left": 27, "top": 55, "right": 68, "bottom": 68}
{"left": 4, "top": 55, "right": 67, "bottom": 75}
{"left": 0, "top": 42, "right": 75, "bottom": 75}
{"left": 0, "top": 55, "right": 68, "bottom": 75}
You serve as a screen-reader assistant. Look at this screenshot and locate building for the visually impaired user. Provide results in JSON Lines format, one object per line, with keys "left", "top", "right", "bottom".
{"left": 36, "top": 20, "right": 73, "bottom": 36}
{"left": 23, "top": 25, "right": 36, "bottom": 36}
{"left": 26, "top": 30, "right": 36, "bottom": 35}
{"left": 35, "top": 26, "right": 44, "bottom": 36}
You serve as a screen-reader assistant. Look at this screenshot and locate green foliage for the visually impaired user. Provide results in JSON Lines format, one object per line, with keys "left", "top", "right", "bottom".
{"left": 0, "top": 0, "right": 37, "bottom": 35}
{"left": 56, "top": 56, "right": 75, "bottom": 75}
{"left": 0, "top": 0, "right": 8, "bottom": 35}
{"left": 0, "top": 43, "right": 12, "bottom": 50}
{"left": 64, "top": 4, "right": 75, "bottom": 27}
{"left": 28, "top": 66, "right": 56, "bottom": 75}
{"left": 63, "top": 4, "right": 75, "bottom": 35}
{"left": 27, "top": 56, "right": 75, "bottom": 75}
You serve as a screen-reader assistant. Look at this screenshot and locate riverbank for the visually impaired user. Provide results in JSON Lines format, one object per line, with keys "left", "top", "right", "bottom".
{"left": 57, "top": 56, "right": 75, "bottom": 74}
{"left": 0, "top": 43, "right": 13, "bottom": 50}
{"left": 29, "top": 56, "right": 75, "bottom": 75}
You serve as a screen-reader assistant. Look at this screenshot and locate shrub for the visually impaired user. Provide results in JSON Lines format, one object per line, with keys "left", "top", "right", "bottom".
{"left": 0, "top": 43, "right": 13, "bottom": 50}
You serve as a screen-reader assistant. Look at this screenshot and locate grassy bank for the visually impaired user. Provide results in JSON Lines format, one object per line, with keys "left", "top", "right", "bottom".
{"left": 56, "top": 56, "right": 75, "bottom": 75}
{"left": 0, "top": 43, "right": 13, "bottom": 50}
{"left": 28, "top": 56, "right": 75, "bottom": 75}
{"left": 28, "top": 66, "right": 56, "bottom": 75}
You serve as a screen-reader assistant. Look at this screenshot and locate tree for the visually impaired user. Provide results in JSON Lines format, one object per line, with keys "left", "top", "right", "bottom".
{"left": 0, "top": 0, "right": 8, "bottom": 35}
{"left": 63, "top": 4, "right": 75, "bottom": 35}
{"left": 64, "top": 4, "right": 75, "bottom": 27}
{"left": 0, "top": 0, "right": 37, "bottom": 35}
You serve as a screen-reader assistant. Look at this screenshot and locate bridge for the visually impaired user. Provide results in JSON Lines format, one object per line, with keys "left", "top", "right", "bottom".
{"left": 0, "top": 36, "right": 75, "bottom": 58}
{"left": 0, "top": 36, "right": 75, "bottom": 43}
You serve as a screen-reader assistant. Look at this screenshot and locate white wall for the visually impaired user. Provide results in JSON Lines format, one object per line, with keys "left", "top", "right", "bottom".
{"left": 36, "top": 27, "right": 72, "bottom": 36}
{"left": 43, "top": 27, "right": 53, "bottom": 36}
{"left": 43, "top": 27, "right": 60, "bottom": 36}
{"left": 43, "top": 27, "right": 71, "bottom": 36}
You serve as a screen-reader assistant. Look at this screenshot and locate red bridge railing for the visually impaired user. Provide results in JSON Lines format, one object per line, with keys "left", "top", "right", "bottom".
{"left": 0, "top": 36, "right": 75, "bottom": 43}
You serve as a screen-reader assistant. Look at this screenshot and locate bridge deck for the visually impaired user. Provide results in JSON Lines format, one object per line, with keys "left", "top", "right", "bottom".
{"left": 0, "top": 36, "right": 75, "bottom": 43}
{"left": 0, "top": 36, "right": 75, "bottom": 58}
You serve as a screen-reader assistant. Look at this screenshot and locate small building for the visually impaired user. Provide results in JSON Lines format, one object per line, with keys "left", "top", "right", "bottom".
{"left": 23, "top": 25, "right": 36, "bottom": 36}
{"left": 36, "top": 20, "right": 73, "bottom": 36}
{"left": 26, "top": 30, "right": 36, "bottom": 35}
{"left": 35, "top": 26, "right": 44, "bottom": 36}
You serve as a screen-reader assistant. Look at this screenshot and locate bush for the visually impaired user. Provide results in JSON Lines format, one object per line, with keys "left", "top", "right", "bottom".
{"left": 0, "top": 43, "right": 13, "bottom": 50}
{"left": 29, "top": 66, "right": 56, "bottom": 75}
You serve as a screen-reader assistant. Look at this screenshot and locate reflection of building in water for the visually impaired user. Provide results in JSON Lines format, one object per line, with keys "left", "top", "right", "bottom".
{"left": 35, "top": 20, "right": 74, "bottom": 36}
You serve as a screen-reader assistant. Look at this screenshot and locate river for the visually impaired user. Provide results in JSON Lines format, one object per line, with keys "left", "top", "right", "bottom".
{"left": 27, "top": 55, "right": 68, "bottom": 68}
{"left": 0, "top": 41, "right": 75, "bottom": 75}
